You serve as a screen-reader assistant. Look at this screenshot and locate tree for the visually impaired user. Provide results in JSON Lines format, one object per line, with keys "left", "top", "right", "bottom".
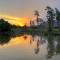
{"left": 34, "top": 10, "right": 40, "bottom": 25}
{"left": 55, "top": 8, "right": 60, "bottom": 31}
{"left": 30, "top": 20, "right": 34, "bottom": 26}
{"left": 45, "top": 6, "right": 55, "bottom": 34}
{"left": 30, "top": 19, "right": 32, "bottom": 26}
{"left": 0, "top": 19, "right": 11, "bottom": 33}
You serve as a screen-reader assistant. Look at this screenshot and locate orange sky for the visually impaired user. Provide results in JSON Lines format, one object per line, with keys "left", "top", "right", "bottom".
{"left": 0, "top": 0, "right": 60, "bottom": 27}
{"left": 0, "top": 14, "right": 30, "bottom": 26}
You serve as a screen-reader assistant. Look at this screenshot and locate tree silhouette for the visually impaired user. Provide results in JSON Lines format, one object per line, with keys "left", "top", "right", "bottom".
{"left": 30, "top": 19, "right": 32, "bottom": 26}
{"left": 0, "top": 19, "right": 11, "bottom": 33}
{"left": 34, "top": 10, "right": 40, "bottom": 25}
{"left": 45, "top": 6, "right": 55, "bottom": 34}
{"left": 55, "top": 8, "right": 60, "bottom": 31}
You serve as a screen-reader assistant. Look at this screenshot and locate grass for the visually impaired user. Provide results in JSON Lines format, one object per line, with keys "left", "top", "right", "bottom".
{"left": 24, "top": 28, "right": 60, "bottom": 35}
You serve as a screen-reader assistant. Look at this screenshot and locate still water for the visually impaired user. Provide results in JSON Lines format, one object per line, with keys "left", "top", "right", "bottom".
{"left": 0, "top": 34, "right": 60, "bottom": 60}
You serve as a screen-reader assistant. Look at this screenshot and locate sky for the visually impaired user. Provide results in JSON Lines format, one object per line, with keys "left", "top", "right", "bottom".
{"left": 0, "top": 0, "right": 60, "bottom": 26}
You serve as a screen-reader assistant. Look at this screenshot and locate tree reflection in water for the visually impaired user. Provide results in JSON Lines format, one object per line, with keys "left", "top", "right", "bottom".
{"left": 23, "top": 34, "right": 60, "bottom": 59}
{"left": 47, "top": 34, "right": 55, "bottom": 59}
{"left": 47, "top": 35, "right": 60, "bottom": 59}
{"left": 0, "top": 32, "right": 60, "bottom": 59}
{"left": 33, "top": 35, "right": 46, "bottom": 54}
{"left": 23, "top": 34, "right": 46, "bottom": 54}
{"left": 56, "top": 36, "right": 60, "bottom": 55}
{"left": 0, "top": 33, "right": 11, "bottom": 45}
{"left": 35, "top": 40, "right": 40, "bottom": 54}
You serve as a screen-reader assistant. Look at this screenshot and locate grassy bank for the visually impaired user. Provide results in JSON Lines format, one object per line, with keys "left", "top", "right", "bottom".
{"left": 24, "top": 28, "right": 60, "bottom": 36}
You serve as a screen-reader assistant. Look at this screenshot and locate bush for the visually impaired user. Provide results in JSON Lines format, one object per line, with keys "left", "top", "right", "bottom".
{"left": 0, "top": 19, "right": 11, "bottom": 32}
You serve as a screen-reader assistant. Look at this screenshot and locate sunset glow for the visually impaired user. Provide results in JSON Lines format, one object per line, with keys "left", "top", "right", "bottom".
{"left": 0, "top": 35, "right": 33, "bottom": 48}
{"left": 0, "top": 14, "right": 30, "bottom": 26}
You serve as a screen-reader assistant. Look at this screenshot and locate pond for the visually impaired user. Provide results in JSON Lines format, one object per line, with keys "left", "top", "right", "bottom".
{"left": 0, "top": 33, "right": 60, "bottom": 60}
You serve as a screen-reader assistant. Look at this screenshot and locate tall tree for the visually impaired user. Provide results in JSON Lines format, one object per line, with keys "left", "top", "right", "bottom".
{"left": 45, "top": 6, "right": 55, "bottom": 34}
{"left": 34, "top": 10, "right": 40, "bottom": 25}
{"left": 55, "top": 8, "right": 60, "bottom": 31}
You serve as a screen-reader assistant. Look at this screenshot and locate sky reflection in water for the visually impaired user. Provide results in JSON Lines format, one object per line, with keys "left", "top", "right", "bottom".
{"left": 0, "top": 34, "right": 60, "bottom": 60}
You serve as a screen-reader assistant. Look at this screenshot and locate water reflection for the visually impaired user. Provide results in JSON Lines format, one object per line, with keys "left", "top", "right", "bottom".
{"left": 56, "top": 36, "right": 60, "bottom": 55}
{"left": 47, "top": 35, "right": 60, "bottom": 59}
{"left": 0, "top": 33, "right": 11, "bottom": 45}
{"left": 0, "top": 32, "right": 60, "bottom": 59}
{"left": 47, "top": 34, "right": 55, "bottom": 58}
{"left": 23, "top": 34, "right": 46, "bottom": 54}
